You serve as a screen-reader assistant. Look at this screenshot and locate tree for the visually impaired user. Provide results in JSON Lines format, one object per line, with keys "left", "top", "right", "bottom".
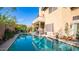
{"left": 15, "top": 24, "right": 27, "bottom": 32}
{"left": 0, "top": 7, "right": 17, "bottom": 33}
{"left": 0, "top": 7, "right": 16, "bottom": 26}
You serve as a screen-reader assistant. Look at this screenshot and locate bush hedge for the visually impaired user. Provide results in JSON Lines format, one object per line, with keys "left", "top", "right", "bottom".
{"left": 3, "top": 29, "right": 15, "bottom": 40}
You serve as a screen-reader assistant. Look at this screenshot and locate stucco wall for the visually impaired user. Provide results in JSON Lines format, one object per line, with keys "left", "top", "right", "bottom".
{"left": 71, "top": 9, "right": 79, "bottom": 36}
{"left": 72, "top": 9, "right": 79, "bottom": 16}
{"left": 62, "top": 8, "right": 72, "bottom": 34}
{"left": 44, "top": 7, "right": 72, "bottom": 35}
{"left": 0, "top": 23, "right": 5, "bottom": 40}
{"left": 71, "top": 9, "right": 79, "bottom": 23}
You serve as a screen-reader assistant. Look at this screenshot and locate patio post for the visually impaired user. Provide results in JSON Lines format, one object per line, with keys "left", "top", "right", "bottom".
{"left": 39, "top": 21, "right": 41, "bottom": 36}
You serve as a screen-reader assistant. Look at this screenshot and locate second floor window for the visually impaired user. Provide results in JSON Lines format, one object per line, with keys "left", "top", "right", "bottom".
{"left": 45, "top": 24, "right": 54, "bottom": 32}
{"left": 49, "top": 7, "right": 52, "bottom": 13}
{"left": 49, "top": 7, "right": 57, "bottom": 13}
{"left": 73, "top": 15, "right": 79, "bottom": 20}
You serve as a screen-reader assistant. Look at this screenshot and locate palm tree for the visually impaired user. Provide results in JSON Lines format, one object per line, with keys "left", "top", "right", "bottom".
{"left": 0, "top": 7, "right": 16, "bottom": 23}
{"left": 0, "top": 7, "right": 16, "bottom": 29}
{"left": 0, "top": 7, "right": 16, "bottom": 41}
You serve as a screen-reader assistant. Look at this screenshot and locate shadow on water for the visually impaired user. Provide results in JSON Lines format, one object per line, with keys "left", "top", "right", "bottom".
{"left": 33, "top": 36, "right": 79, "bottom": 51}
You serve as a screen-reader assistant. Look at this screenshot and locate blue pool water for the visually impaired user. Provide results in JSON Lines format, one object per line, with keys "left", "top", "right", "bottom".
{"left": 8, "top": 34, "right": 79, "bottom": 51}
{"left": 33, "top": 36, "right": 79, "bottom": 51}
{"left": 8, "top": 34, "right": 35, "bottom": 51}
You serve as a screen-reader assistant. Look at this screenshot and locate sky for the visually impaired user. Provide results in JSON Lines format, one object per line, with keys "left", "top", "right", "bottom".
{"left": 0, "top": 7, "right": 39, "bottom": 25}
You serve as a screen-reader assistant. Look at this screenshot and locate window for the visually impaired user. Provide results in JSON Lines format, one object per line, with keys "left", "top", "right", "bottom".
{"left": 49, "top": 7, "right": 57, "bottom": 13}
{"left": 73, "top": 15, "right": 79, "bottom": 20}
{"left": 45, "top": 24, "right": 54, "bottom": 32}
{"left": 49, "top": 7, "right": 52, "bottom": 13}
{"left": 70, "top": 24, "right": 72, "bottom": 28}
{"left": 77, "top": 23, "right": 79, "bottom": 33}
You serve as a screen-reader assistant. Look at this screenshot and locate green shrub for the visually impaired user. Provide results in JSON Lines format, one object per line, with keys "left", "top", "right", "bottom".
{"left": 3, "top": 29, "right": 15, "bottom": 40}
{"left": 76, "top": 33, "right": 79, "bottom": 39}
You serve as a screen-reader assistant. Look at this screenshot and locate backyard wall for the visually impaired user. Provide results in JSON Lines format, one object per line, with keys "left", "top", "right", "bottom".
{"left": 0, "top": 23, "right": 5, "bottom": 40}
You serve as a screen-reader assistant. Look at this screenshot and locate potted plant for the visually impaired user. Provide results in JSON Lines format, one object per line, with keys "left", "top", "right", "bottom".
{"left": 76, "top": 33, "right": 79, "bottom": 39}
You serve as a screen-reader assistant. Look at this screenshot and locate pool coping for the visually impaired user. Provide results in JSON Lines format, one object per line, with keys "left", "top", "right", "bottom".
{"left": 32, "top": 42, "right": 38, "bottom": 51}
{"left": 47, "top": 37, "right": 79, "bottom": 48}
{"left": 0, "top": 33, "right": 21, "bottom": 51}
{"left": 33, "top": 35, "right": 79, "bottom": 48}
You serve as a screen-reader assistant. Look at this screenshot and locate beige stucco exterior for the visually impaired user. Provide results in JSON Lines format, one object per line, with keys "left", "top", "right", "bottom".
{"left": 71, "top": 8, "right": 79, "bottom": 37}
{"left": 71, "top": 8, "right": 79, "bottom": 23}
{"left": 43, "top": 8, "right": 72, "bottom": 35}
{"left": 72, "top": 8, "right": 79, "bottom": 16}
{"left": 32, "top": 7, "right": 79, "bottom": 37}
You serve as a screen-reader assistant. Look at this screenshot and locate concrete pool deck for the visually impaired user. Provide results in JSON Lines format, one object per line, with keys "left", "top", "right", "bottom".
{"left": 39, "top": 35, "right": 79, "bottom": 48}
{"left": 47, "top": 36, "right": 79, "bottom": 48}
{"left": 0, "top": 34, "right": 20, "bottom": 51}
{"left": 58, "top": 39, "right": 79, "bottom": 47}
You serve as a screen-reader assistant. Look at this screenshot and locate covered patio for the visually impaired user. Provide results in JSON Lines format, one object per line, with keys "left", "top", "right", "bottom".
{"left": 32, "top": 16, "right": 45, "bottom": 34}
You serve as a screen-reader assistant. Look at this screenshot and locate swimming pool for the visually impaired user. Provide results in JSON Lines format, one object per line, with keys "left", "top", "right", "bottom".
{"left": 33, "top": 36, "right": 79, "bottom": 51}
{"left": 8, "top": 34, "right": 35, "bottom": 51}
{"left": 8, "top": 34, "right": 79, "bottom": 51}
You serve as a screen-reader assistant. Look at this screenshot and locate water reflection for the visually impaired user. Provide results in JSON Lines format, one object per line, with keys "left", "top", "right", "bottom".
{"left": 33, "top": 36, "right": 79, "bottom": 51}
